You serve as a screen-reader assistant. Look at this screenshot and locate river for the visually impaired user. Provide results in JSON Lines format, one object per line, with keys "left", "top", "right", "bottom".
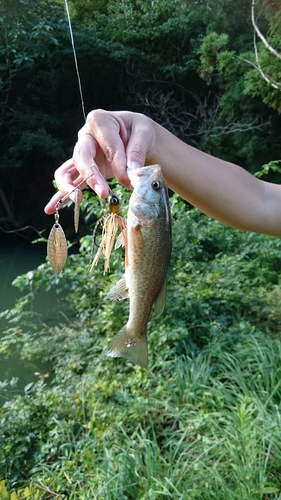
{"left": 0, "top": 233, "right": 56, "bottom": 404}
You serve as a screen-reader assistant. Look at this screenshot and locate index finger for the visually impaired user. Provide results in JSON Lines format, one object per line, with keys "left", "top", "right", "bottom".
{"left": 54, "top": 160, "right": 83, "bottom": 195}
{"left": 73, "top": 131, "right": 110, "bottom": 199}
{"left": 44, "top": 160, "right": 85, "bottom": 214}
{"left": 83, "top": 110, "right": 128, "bottom": 187}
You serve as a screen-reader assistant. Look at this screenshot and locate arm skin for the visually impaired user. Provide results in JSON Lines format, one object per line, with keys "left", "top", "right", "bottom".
{"left": 44, "top": 109, "right": 281, "bottom": 237}
{"left": 151, "top": 121, "right": 281, "bottom": 236}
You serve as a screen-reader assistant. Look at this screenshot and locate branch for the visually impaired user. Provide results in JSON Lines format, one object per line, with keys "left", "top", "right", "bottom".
{"left": 0, "top": 184, "right": 20, "bottom": 228}
{"left": 251, "top": 0, "right": 281, "bottom": 61}
{"left": 128, "top": 88, "right": 270, "bottom": 151}
{"left": 251, "top": 0, "right": 281, "bottom": 90}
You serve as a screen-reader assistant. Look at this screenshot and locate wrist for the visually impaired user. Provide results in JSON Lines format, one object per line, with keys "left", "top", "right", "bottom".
{"left": 145, "top": 119, "right": 163, "bottom": 165}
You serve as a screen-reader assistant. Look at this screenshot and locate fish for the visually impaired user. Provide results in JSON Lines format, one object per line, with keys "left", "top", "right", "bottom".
{"left": 106, "top": 164, "right": 172, "bottom": 368}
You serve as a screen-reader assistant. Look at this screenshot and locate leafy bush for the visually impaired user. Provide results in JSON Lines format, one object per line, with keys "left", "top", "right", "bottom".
{"left": 1, "top": 193, "right": 281, "bottom": 498}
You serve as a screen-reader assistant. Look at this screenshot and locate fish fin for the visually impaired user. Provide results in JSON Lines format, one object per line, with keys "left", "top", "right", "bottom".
{"left": 115, "top": 228, "right": 128, "bottom": 268}
{"left": 107, "top": 326, "right": 148, "bottom": 368}
{"left": 114, "top": 231, "right": 125, "bottom": 249}
{"left": 107, "top": 275, "right": 129, "bottom": 301}
{"left": 153, "top": 277, "right": 167, "bottom": 317}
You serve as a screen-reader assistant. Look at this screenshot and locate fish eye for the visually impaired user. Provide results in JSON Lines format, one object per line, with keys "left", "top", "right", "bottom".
{"left": 151, "top": 180, "right": 161, "bottom": 191}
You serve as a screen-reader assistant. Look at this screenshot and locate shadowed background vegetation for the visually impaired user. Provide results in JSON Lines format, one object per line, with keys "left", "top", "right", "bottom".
{"left": 0, "top": 0, "right": 281, "bottom": 230}
{"left": 2, "top": 194, "right": 281, "bottom": 498}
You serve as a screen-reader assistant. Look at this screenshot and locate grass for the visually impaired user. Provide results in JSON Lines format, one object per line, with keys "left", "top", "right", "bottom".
{"left": 1, "top": 202, "right": 281, "bottom": 499}
{"left": 1, "top": 331, "right": 279, "bottom": 500}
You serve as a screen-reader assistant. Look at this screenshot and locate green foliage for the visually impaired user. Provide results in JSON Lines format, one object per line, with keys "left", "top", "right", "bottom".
{"left": 255, "top": 0, "right": 281, "bottom": 36}
{"left": 1, "top": 193, "right": 281, "bottom": 497}
{"left": 1, "top": 0, "right": 281, "bottom": 229}
{"left": 0, "top": 0, "right": 73, "bottom": 167}
{"left": 198, "top": 31, "right": 230, "bottom": 76}
{"left": 196, "top": 0, "right": 281, "bottom": 164}
{"left": 244, "top": 36, "right": 281, "bottom": 113}
{"left": 70, "top": 0, "right": 110, "bottom": 22}
{"left": 254, "top": 159, "right": 281, "bottom": 179}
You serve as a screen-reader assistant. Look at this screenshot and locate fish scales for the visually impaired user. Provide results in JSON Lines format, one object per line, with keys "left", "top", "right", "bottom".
{"left": 128, "top": 214, "right": 169, "bottom": 330}
{"left": 107, "top": 164, "right": 172, "bottom": 367}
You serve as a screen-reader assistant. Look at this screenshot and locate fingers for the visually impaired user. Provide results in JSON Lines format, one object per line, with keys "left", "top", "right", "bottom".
{"left": 44, "top": 191, "right": 67, "bottom": 215}
{"left": 45, "top": 110, "right": 157, "bottom": 215}
{"left": 84, "top": 109, "right": 129, "bottom": 187}
{"left": 54, "top": 160, "right": 82, "bottom": 196}
{"left": 124, "top": 113, "right": 156, "bottom": 170}
{"left": 44, "top": 159, "right": 84, "bottom": 215}
{"left": 73, "top": 131, "right": 110, "bottom": 198}
{"left": 72, "top": 110, "right": 155, "bottom": 191}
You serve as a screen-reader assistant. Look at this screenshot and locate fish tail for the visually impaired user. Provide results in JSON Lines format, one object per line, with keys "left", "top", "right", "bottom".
{"left": 106, "top": 326, "right": 148, "bottom": 368}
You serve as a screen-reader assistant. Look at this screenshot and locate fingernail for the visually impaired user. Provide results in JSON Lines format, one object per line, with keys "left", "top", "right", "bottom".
{"left": 69, "top": 192, "right": 76, "bottom": 203}
{"left": 94, "top": 183, "right": 109, "bottom": 199}
{"left": 128, "top": 161, "right": 141, "bottom": 170}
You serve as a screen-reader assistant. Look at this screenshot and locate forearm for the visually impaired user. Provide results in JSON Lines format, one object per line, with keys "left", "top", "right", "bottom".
{"left": 148, "top": 120, "right": 281, "bottom": 237}
{"left": 46, "top": 109, "right": 281, "bottom": 237}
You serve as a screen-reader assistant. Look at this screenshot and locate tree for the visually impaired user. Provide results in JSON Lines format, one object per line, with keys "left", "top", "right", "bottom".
{"left": 242, "top": 0, "right": 281, "bottom": 112}
{"left": 0, "top": 0, "right": 84, "bottom": 228}
{"left": 0, "top": 0, "right": 280, "bottom": 230}
{"left": 198, "top": 0, "right": 281, "bottom": 112}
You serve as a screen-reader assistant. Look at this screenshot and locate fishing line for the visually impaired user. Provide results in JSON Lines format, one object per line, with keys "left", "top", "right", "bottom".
{"left": 47, "top": 1, "right": 121, "bottom": 273}
{"left": 64, "top": 0, "right": 86, "bottom": 122}
{"left": 59, "top": 2, "right": 116, "bottom": 200}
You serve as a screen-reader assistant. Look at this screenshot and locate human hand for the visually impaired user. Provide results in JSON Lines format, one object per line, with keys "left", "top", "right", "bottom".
{"left": 44, "top": 109, "right": 156, "bottom": 214}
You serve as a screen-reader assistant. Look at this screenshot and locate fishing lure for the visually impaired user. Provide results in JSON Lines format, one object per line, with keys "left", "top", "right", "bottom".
{"left": 74, "top": 188, "right": 80, "bottom": 233}
{"left": 47, "top": 170, "right": 93, "bottom": 273}
{"left": 47, "top": 166, "right": 124, "bottom": 273}
{"left": 47, "top": 207, "right": 68, "bottom": 274}
{"left": 90, "top": 194, "right": 127, "bottom": 273}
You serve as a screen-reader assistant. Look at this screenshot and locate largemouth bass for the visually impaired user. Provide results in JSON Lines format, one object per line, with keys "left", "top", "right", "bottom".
{"left": 107, "top": 164, "right": 172, "bottom": 367}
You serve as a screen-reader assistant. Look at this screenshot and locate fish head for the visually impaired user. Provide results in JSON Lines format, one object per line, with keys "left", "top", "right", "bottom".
{"left": 127, "top": 164, "right": 170, "bottom": 225}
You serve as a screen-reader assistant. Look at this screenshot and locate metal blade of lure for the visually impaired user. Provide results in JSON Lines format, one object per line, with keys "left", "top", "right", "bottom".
{"left": 74, "top": 188, "right": 80, "bottom": 233}
{"left": 47, "top": 211, "right": 67, "bottom": 273}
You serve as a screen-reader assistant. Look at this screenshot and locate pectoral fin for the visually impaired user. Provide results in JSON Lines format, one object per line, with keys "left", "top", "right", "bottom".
{"left": 115, "top": 231, "right": 125, "bottom": 249}
{"left": 107, "top": 275, "right": 129, "bottom": 301}
{"left": 153, "top": 277, "right": 167, "bottom": 317}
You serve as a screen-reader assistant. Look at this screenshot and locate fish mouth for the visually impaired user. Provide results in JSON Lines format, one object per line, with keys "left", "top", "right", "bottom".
{"left": 127, "top": 167, "right": 139, "bottom": 189}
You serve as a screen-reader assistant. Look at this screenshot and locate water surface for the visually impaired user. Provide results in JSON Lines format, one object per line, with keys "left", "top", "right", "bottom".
{"left": 0, "top": 233, "right": 54, "bottom": 404}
